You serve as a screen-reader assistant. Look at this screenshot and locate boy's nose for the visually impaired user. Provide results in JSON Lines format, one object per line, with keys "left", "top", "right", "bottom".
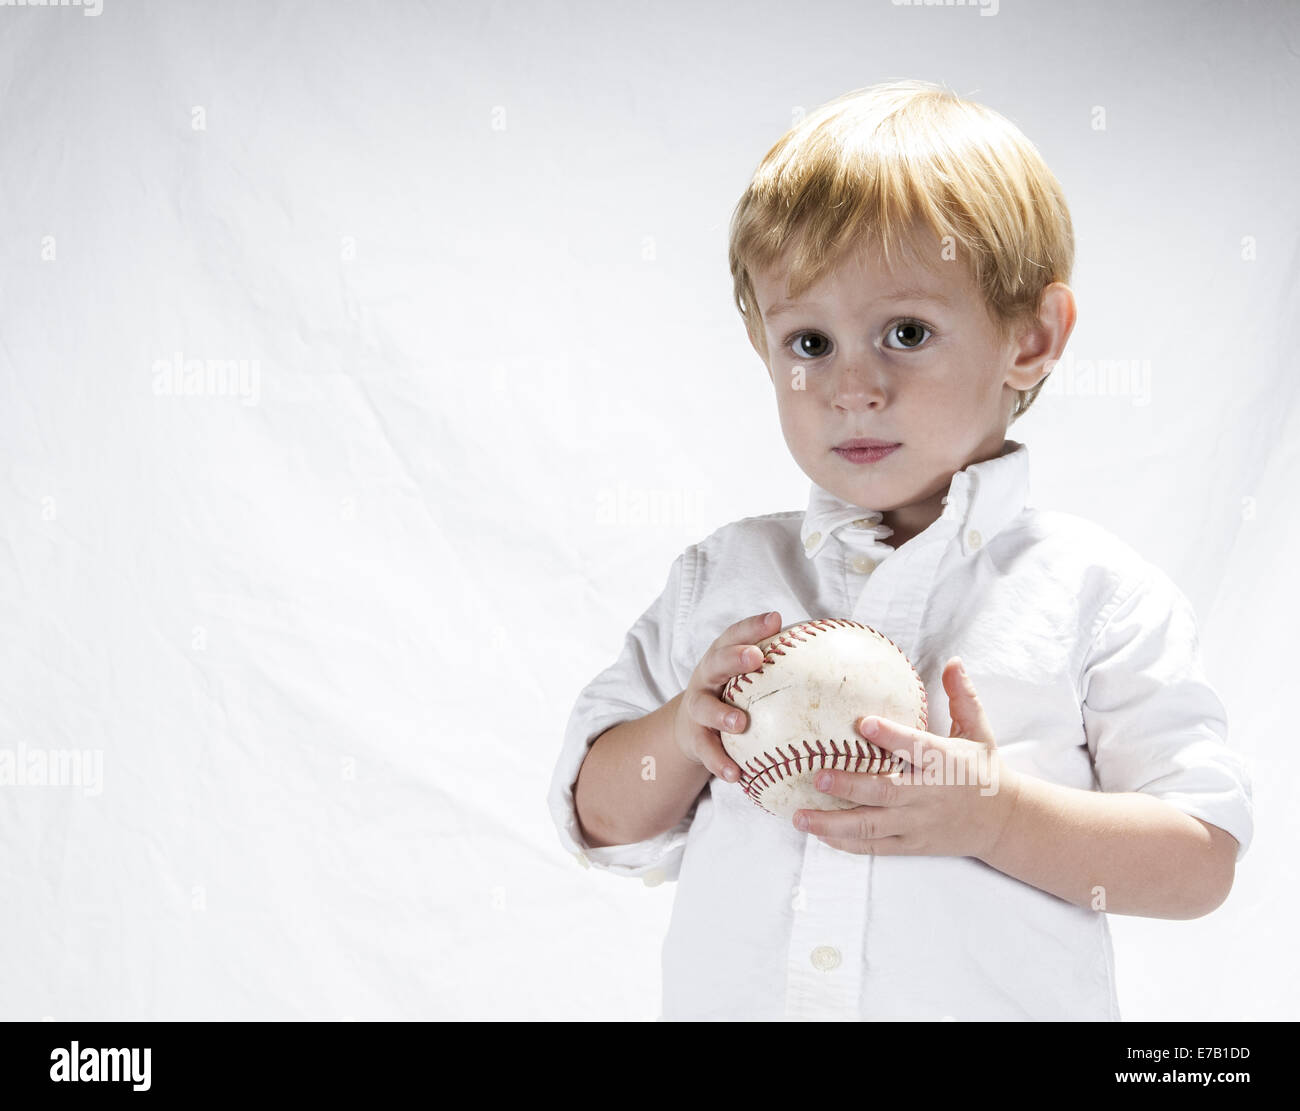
{"left": 830, "top": 362, "right": 889, "bottom": 405}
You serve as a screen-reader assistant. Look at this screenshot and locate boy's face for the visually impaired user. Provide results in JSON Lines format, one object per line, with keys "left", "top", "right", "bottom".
{"left": 749, "top": 230, "right": 1069, "bottom": 547}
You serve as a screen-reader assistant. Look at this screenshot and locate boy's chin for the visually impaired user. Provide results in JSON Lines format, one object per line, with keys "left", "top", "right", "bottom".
{"left": 809, "top": 469, "right": 901, "bottom": 511}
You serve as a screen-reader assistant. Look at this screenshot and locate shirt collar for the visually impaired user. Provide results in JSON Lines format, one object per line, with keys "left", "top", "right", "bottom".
{"left": 799, "top": 438, "right": 1030, "bottom": 561}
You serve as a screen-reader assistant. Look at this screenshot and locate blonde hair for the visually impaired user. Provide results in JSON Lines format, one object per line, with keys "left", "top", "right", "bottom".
{"left": 728, "top": 80, "right": 1074, "bottom": 422}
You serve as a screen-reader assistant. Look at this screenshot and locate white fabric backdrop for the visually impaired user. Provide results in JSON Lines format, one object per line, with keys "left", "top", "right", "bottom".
{"left": 1, "top": 0, "right": 1295, "bottom": 1020}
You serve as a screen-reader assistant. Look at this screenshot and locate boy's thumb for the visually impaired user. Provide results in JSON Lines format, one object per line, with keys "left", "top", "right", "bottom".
{"left": 948, "top": 658, "right": 995, "bottom": 744}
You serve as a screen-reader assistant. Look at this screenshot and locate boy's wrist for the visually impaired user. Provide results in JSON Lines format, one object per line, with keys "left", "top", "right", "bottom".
{"left": 975, "top": 762, "right": 1025, "bottom": 864}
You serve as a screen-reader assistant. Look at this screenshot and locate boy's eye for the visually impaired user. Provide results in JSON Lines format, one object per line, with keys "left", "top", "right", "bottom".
{"left": 884, "top": 319, "right": 932, "bottom": 350}
{"left": 788, "top": 331, "right": 831, "bottom": 360}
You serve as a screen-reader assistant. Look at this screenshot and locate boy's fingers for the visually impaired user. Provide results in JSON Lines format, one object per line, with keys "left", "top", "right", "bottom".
{"left": 697, "top": 729, "right": 742, "bottom": 782}
{"left": 687, "top": 688, "right": 746, "bottom": 744}
{"left": 682, "top": 694, "right": 743, "bottom": 781}
{"left": 719, "top": 611, "right": 780, "bottom": 653}
{"left": 724, "top": 610, "right": 780, "bottom": 638}
{"left": 699, "top": 644, "right": 755, "bottom": 689}
{"left": 684, "top": 611, "right": 779, "bottom": 782}
{"left": 704, "top": 612, "right": 780, "bottom": 687}
{"left": 711, "top": 693, "right": 746, "bottom": 735}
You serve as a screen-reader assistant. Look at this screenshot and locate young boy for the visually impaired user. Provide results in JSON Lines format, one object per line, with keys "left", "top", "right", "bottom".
{"left": 547, "top": 80, "right": 1253, "bottom": 1021}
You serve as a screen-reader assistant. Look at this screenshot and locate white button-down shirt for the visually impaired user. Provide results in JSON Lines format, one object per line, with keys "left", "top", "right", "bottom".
{"left": 548, "top": 439, "right": 1254, "bottom": 1021}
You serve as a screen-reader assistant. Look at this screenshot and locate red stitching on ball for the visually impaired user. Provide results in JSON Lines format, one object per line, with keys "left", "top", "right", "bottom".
{"left": 739, "top": 737, "right": 907, "bottom": 812}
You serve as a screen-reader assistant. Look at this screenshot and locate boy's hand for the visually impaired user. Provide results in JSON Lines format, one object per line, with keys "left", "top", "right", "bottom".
{"left": 673, "top": 611, "right": 782, "bottom": 784}
{"left": 792, "top": 657, "right": 1022, "bottom": 859}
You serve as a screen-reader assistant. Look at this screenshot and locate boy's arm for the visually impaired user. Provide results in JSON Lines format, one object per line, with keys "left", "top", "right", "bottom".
{"left": 977, "top": 775, "right": 1238, "bottom": 919}
{"left": 989, "top": 565, "right": 1250, "bottom": 919}
{"left": 574, "top": 691, "right": 713, "bottom": 848}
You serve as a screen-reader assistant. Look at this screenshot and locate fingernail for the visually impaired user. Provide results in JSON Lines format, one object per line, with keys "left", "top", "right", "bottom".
{"left": 723, "top": 766, "right": 736, "bottom": 781}
{"left": 861, "top": 717, "right": 878, "bottom": 736}
{"left": 726, "top": 712, "right": 740, "bottom": 729}
{"left": 816, "top": 772, "right": 832, "bottom": 790}
{"left": 795, "top": 814, "right": 809, "bottom": 831}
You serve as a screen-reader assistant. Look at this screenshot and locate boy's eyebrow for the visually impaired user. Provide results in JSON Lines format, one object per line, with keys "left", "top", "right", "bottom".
{"left": 764, "top": 286, "right": 952, "bottom": 317}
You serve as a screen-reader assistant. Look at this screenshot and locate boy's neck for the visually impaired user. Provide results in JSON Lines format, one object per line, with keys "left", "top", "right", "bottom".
{"left": 879, "top": 490, "right": 946, "bottom": 550}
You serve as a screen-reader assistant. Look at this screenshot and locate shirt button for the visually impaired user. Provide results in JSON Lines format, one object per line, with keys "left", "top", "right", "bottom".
{"left": 850, "top": 518, "right": 877, "bottom": 528}
{"left": 804, "top": 531, "right": 822, "bottom": 551}
{"left": 850, "top": 555, "right": 876, "bottom": 575}
{"left": 642, "top": 867, "right": 666, "bottom": 887}
{"left": 810, "top": 945, "right": 841, "bottom": 972}
{"left": 573, "top": 850, "right": 591, "bottom": 869}
{"left": 967, "top": 528, "right": 982, "bottom": 550}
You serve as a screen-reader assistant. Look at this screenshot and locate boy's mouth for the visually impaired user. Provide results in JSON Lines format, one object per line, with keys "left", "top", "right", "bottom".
{"left": 833, "top": 439, "right": 900, "bottom": 464}
{"left": 835, "top": 438, "right": 899, "bottom": 450}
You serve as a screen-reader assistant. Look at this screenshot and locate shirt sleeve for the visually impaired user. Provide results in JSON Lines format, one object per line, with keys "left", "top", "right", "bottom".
{"left": 547, "top": 546, "right": 703, "bottom": 881}
{"left": 1080, "top": 567, "right": 1254, "bottom": 862}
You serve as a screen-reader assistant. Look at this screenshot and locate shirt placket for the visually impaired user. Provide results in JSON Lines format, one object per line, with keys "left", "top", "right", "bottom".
{"left": 784, "top": 518, "right": 956, "bottom": 1020}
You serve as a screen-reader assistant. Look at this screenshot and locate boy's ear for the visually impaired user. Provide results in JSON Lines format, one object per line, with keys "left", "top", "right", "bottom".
{"left": 1005, "top": 282, "right": 1077, "bottom": 392}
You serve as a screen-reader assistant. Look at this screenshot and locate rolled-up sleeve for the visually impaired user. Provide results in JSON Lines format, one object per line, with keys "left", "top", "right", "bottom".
{"left": 547, "top": 547, "right": 701, "bottom": 880}
{"left": 1080, "top": 568, "right": 1254, "bottom": 862}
